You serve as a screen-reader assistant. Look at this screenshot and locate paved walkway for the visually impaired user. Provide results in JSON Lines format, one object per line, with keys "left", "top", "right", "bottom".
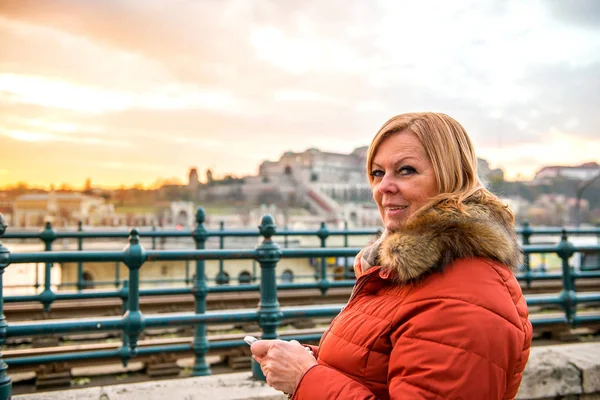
{"left": 15, "top": 371, "right": 286, "bottom": 400}
{"left": 14, "top": 342, "right": 600, "bottom": 399}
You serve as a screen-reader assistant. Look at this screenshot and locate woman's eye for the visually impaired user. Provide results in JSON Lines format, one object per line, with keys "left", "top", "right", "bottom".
{"left": 398, "top": 166, "right": 416, "bottom": 175}
{"left": 370, "top": 169, "right": 384, "bottom": 178}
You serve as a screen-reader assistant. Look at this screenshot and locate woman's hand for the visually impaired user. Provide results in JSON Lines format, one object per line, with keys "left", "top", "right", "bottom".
{"left": 251, "top": 339, "right": 318, "bottom": 394}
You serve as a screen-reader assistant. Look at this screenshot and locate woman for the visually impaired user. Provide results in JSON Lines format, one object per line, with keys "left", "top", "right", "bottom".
{"left": 251, "top": 112, "right": 533, "bottom": 399}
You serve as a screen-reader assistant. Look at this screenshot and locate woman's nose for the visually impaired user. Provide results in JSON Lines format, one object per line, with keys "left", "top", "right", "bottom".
{"left": 378, "top": 174, "right": 398, "bottom": 194}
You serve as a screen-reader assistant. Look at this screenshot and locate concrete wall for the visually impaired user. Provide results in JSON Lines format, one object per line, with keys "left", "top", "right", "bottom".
{"left": 15, "top": 342, "right": 600, "bottom": 400}
{"left": 516, "top": 342, "right": 600, "bottom": 400}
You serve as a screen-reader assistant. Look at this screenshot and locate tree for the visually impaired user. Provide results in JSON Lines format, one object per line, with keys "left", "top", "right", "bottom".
{"left": 58, "top": 183, "right": 73, "bottom": 192}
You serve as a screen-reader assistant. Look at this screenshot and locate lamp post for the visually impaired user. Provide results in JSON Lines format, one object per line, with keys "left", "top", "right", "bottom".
{"left": 575, "top": 172, "right": 600, "bottom": 227}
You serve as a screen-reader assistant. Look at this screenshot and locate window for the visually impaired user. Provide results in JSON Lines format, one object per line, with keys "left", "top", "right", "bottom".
{"left": 239, "top": 271, "right": 252, "bottom": 284}
{"left": 216, "top": 271, "right": 230, "bottom": 285}
{"left": 281, "top": 269, "right": 294, "bottom": 283}
{"left": 82, "top": 271, "right": 95, "bottom": 289}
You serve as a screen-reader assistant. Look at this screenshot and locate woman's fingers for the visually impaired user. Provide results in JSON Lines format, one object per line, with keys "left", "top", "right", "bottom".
{"left": 250, "top": 339, "right": 276, "bottom": 357}
{"left": 251, "top": 339, "right": 318, "bottom": 394}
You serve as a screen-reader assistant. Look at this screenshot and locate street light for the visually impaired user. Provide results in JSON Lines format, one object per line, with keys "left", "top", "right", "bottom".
{"left": 575, "top": 171, "right": 600, "bottom": 227}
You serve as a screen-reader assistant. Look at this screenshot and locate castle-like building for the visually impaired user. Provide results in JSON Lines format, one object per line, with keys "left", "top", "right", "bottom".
{"left": 186, "top": 146, "right": 508, "bottom": 226}
{"left": 258, "top": 147, "right": 367, "bottom": 184}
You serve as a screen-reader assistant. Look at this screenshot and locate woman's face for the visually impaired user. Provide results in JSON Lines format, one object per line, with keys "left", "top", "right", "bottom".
{"left": 370, "top": 130, "right": 439, "bottom": 232}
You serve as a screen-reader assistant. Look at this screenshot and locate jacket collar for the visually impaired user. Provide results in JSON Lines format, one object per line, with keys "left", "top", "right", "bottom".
{"left": 368, "top": 201, "right": 522, "bottom": 284}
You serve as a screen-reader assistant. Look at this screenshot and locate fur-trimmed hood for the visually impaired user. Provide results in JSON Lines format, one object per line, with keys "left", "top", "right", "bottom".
{"left": 363, "top": 201, "right": 522, "bottom": 283}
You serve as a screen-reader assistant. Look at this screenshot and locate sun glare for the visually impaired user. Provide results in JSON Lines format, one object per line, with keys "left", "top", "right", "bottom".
{"left": 0, "top": 73, "right": 131, "bottom": 113}
{"left": 0, "top": 73, "right": 241, "bottom": 114}
{"left": 3, "top": 130, "right": 57, "bottom": 142}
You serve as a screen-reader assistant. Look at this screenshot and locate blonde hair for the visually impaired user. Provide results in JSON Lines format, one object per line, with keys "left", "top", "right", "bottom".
{"left": 366, "top": 112, "right": 513, "bottom": 222}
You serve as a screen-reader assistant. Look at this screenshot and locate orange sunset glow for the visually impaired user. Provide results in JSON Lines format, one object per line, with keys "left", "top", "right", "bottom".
{"left": 1, "top": 0, "right": 599, "bottom": 189}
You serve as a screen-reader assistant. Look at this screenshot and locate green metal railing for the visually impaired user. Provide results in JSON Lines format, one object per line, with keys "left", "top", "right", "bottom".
{"left": 2, "top": 217, "right": 380, "bottom": 291}
{"left": 3, "top": 219, "right": 599, "bottom": 292}
{"left": 0, "top": 209, "right": 599, "bottom": 399}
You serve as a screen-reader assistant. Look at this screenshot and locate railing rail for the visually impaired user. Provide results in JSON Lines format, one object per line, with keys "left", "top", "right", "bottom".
{"left": 0, "top": 209, "right": 599, "bottom": 399}
{"left": 2, "top": 218, "right": 598, "bottom": 291}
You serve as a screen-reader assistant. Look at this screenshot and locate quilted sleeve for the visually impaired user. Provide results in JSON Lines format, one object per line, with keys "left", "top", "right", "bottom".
{"left": 292, "top": 364, "right": 378, "bottom": 400}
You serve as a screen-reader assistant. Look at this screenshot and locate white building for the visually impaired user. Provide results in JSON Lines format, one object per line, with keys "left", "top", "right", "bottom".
{"left": 14, "top": 192, "right": 114, "bottom": 227}
{"left": 533, "top": 162, "right": 600, "bottom": 185}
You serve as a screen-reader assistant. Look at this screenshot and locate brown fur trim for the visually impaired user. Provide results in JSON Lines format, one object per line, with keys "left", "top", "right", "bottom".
{"left": 378, "top": 202, "right": 522, "bottom": 283}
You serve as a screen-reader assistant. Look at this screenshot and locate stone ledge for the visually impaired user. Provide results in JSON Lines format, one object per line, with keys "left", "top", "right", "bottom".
{"left": 13, "top": 372, "right": 287, "bottom": 400}
{"left": 517, "top": 342, "right": 600, "bottom": 399}
{"left": 14, "top": 343, "right": 600, "bottom": 399}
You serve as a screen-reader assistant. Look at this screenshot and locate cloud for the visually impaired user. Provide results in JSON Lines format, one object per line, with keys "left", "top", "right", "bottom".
{"left": 480, "top": 129, "right": 600, "bottom": 180}
{"left": 0, "top": 16, "right": 176, "bottom": 91}
{"left": 515, "top": 62, "right": 600, "bottom": 140}
{"left": 544, "top": 0, "right": 600, "bottom": 29}
{"left": 0, "top": 0, "right": 598, "bottom": 186}
{"left": 0, "top": 72, "right": 245, "bottom": 114}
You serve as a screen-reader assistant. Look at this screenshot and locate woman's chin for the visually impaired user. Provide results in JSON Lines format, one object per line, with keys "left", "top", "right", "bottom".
{"left": 384, "top": 219, "right": 406, "bottom": 232}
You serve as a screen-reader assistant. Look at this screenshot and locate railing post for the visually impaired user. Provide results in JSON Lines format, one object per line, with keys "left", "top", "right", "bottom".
{"left": 34, "top": 262, "right": 40, "bottom": 291}
{"left": 121, "top": 229, "right": 146, "bottom": 358}
{"left": 252, "top": 214, "right": 282, "bottom": 380}
{"left": 521, "top": 221, "right": 532, "bottom": 288}
{"left": 77, "top": 221, "right": 84, "bottom": 291}
{"left": 316, "top": 221, "right": 330, "bottom": 295}
{"left": 39, "top": 221, "right": 56, "bottom": 312}
{"left": 191, "top": 207, "right": 211, "bottom": 376}
{"left": 185, "top": 260, "right": 190, "bottom": 286}
{"left": 151, "top": 222, "right": 157, "bottom": 250}
{"left": 343, "top": 220, "right": 351, "bottom": 279}
{"left": 114, "top": 261, "right": 120, "bottom": 288}
{"left": 557, "top": 229, "right": 577, "bottom": 326}
{"left": 0, "top": 214, "right": 13, "bottom": 399}
{"left": 118, "top": 280, "right": 130, "bottom": 367}
{"left": 284, "top": 224, "right": 289, "bottom": 248}
{"left": 216, "top": 220, "right": 227, "bottom": 285}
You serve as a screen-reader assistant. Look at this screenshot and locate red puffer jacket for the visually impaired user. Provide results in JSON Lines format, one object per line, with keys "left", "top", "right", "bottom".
{"left": 293, "top": 202, "right": 533, "bottom": 400}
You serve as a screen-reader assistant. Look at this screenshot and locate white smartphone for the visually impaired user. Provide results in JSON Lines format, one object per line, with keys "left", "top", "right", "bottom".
{"left": 244, "top": 335, "right": 258, "bottom": 345}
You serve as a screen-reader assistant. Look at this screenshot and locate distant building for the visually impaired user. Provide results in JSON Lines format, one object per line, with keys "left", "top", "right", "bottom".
{"left": 254, "top": 147, "right": 372, "bottom": 220}
{"left": 14, "top": 192, "right": 114, "bottom": 227}
{"left": 477, "top": 158, "right": 504, "bottom": 183}
{"left": 0, "top": 193, "right": 14, "bottom": 226}
{"left": 188, "top": 168, "right": 199, "bottom": 190}
{"left": 533, "top": 162, "right": 600, "bottom": 185}
{"left": 498, "top": 196, "right": 530, "bottom": 222}
{"left": 259, "top": 147, "right": 367, "bottom": 184}
{"left": 186, "top": 148, "right": 503, "bottom": 223}
{"left": 527, "top": 194, "right": 590, "bottom": 226}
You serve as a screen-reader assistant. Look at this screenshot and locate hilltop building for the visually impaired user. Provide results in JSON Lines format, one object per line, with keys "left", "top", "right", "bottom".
{"left": 185, "top": 146, "right": 506, "bottom": 226}
{"left": 249, "top": 147, "right": 373, "bottom": 223}
{"left": 533, "top": 162, "right": 600, "bottom": 185}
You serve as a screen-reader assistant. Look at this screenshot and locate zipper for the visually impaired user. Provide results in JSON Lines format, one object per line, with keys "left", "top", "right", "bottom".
{"left": 345, "top": 273, "right": 374, "bottom": 308}
{"left": 317, "top": 272, "right": 374, "bottom": 353}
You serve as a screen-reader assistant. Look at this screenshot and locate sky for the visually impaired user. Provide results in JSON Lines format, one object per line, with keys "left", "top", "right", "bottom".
{"left": 0, "top": 0, "right": 599, "bottom": 189}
